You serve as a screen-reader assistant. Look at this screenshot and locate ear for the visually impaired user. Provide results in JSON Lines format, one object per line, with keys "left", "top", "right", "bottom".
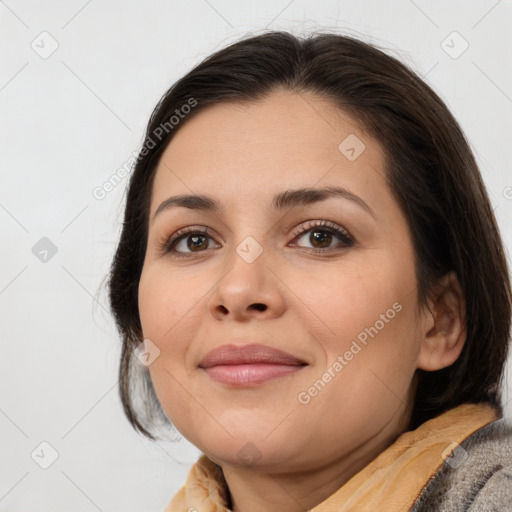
{"left": 416, "top": 271, "right": 467, "bottom": 371}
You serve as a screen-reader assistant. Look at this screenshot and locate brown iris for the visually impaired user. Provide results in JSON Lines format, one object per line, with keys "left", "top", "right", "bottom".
{"left": 310, "top": 230, "right": 332, "bottom": 248}
{"left": 187, "top": 235, "right": 209, "bottom": 251}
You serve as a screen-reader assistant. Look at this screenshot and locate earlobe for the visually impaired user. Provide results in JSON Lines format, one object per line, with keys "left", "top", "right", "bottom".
{"left": 416, "top": 271, "right": 467, "bottom": 372}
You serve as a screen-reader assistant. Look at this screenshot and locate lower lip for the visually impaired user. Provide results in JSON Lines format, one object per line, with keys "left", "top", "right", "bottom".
{"left": 203, "top": 363, "right": 305, "bottom": 386}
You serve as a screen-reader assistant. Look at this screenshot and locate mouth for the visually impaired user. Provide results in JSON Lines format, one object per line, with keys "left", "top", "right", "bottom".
{"left": 198, "top": 343, "right": 308, "bottom": 386}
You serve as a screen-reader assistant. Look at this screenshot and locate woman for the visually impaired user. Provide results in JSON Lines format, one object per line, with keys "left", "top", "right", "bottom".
{"left": 107, "top": 31, "right": 512, "bottom": 511}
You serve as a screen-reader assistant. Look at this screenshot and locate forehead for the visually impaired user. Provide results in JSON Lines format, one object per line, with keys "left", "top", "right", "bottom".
{"left": 150, "top": 90, "right": 390, "bottom": 218}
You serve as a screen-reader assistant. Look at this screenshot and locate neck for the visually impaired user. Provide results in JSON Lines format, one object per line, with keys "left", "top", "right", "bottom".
{"left": 220, "top": 408, "right": 411, "bottom": 512}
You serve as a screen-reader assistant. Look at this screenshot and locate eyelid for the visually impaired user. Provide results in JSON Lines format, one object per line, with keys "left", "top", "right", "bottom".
{"left": 289, "top": 219, "right": 351, "bottom": 240}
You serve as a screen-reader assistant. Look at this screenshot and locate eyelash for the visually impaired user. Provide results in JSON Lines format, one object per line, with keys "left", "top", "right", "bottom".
{"left": 158, "top": 220, "right": 354, "bottom": 258}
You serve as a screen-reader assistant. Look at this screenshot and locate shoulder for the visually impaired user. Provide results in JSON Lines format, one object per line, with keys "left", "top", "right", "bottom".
{"left": 411, "top": 415, "right": 512, "bottom": 511}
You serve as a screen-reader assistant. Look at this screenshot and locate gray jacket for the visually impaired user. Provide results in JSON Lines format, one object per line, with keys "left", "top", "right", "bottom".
{"left": 411, "top": 416, "right": 512, "bottom": 511}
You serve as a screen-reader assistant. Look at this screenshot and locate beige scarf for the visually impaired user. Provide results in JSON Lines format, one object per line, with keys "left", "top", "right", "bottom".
{"left": 165, "top": 403, "right": 499, "bottom": 511}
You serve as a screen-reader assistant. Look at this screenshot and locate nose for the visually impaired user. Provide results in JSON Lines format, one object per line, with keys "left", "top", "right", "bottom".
{"left": 207, "top": 241, "right": 286, "bottom": 322}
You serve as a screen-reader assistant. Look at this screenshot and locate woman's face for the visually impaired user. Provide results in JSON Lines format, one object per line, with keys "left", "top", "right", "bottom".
{"left": 138, "top": 90, "right": 430, "bottom": 472}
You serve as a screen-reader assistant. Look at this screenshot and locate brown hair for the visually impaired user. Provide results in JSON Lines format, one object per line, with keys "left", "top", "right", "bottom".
{"left": 107, "top": 30, "right": 511, "bottom": 440}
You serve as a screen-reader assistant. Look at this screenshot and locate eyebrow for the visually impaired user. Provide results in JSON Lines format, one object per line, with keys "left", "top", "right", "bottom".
{"left": 152, "top": 186, "right": 376, "bottom": 222}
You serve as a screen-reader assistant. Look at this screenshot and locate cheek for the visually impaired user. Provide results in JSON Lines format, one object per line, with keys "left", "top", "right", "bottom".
{"left": 138, "top": 268, "right": 200, "bottom": 432}
{"left": 309, "top": 303, "right": 419, "bottom": 440}
{"left": 137, "top": 263, "right": 212, "bottom": 399}
{"left": 138, "top": 276, "right": 170, "bottom": 343}
{"left": 290, "top": 255, "right": 399, "bottom": 343}
{"left": 296, "top": 250, "right": 419, "bottom": 384}
{"left": 138, "top": 264, "right": 203, "bottom": 341}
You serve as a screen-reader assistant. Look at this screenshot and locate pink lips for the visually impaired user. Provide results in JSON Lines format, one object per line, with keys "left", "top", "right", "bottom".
{"left": 198, "top": 344, "right": 307, "bottom": 386}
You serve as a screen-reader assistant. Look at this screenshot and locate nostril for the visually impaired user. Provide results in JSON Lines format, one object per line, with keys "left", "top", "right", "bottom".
{"left": 250, "top": 303, "right": 267, "bottom": 312}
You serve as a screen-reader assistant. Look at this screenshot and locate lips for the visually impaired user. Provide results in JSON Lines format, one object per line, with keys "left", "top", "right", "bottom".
{"left": 199, "top": 343, "right": 307, "bottom": 368}
{"left": 198, "top": 343, "right": 307, "bottom": 386}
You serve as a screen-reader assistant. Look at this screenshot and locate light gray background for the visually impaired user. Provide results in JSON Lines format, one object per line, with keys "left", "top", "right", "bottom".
{"left": 1, "top": 1, "right": 512, "bottom": 511}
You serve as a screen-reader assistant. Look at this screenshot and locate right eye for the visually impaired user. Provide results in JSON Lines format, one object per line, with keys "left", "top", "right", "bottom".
{"left": 159, "top": 226, "right": 221, "bottom": 257}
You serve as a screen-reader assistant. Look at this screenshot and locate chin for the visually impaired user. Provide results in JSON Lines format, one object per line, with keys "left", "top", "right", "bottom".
{"left": 197, "top": 434, "right": 304, "bottom": 471}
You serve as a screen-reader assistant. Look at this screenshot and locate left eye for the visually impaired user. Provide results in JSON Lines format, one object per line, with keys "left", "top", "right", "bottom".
{"left": 290, "top": 221, "right": 353, "bottom": 251}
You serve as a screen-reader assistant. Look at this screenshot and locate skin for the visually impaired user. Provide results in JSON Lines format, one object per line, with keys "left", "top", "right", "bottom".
{"left": 138, "top": 90, "right": 466, "bottom": 512}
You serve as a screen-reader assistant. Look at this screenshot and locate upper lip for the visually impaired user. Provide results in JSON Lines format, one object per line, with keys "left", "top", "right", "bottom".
{"left": 199, "top": 343, "right": 307, "bottom": 368}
